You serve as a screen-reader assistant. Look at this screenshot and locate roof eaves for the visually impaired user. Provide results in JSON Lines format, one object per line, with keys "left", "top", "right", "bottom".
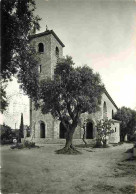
{"left": 104, "top": 88, "right": 118, "bottom": 110}
{"left": 50, "top": 30, "right": 65, "bottom": 47}
{"left": 29, "top": 30, "right": 65, "bottom": 47}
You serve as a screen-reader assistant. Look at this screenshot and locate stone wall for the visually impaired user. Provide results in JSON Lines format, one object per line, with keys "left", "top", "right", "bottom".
{"left": 30, "top": 92, "right": 120, "bottom": 142}
{"left": 31, "top": 34, "right": 52, "bottom": 80}
{"left": 50, "top": 34, "right": 63, "bottom": 78}
{"left": 109, "top": 121, "right": 120, "bottom": 143}
{"left": 31, "top": 105, "right": 54, "bottom": 138}
{"left": 102, "top": 93, "right": 117, "bottom": 119}
{"left": 30, "top": 31, "right": 63, "bottom": 136}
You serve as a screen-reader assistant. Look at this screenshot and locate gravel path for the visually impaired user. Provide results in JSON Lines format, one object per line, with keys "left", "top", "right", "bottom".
{"left": 1, "top": 143, "right": 136, "bottom": 194}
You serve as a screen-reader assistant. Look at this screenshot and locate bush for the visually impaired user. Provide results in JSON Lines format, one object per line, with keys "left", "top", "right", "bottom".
{"left": 10, "top": 140, "right": 37, "bottom": 149}
{"left": 10, "top": 143, "right": 23, "bottom": 149}
{"left": 1, "top": 139, "right": 13, "bottom": 145}
{"left": 93, "top": 140, "right": 103, "bottom": 148}
{"left": 23, "top": 140, "right": 35, "bottom": 148}
{"left": 95, "top": 119, "right": 114, "bottom": 148}
{"left": 0, "top": 124, "right": 17, "bottom": 144}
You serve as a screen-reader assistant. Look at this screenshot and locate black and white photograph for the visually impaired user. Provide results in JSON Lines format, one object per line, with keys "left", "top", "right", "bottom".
{"left": 1, "top": 0, "right": 136, "bottom": 193}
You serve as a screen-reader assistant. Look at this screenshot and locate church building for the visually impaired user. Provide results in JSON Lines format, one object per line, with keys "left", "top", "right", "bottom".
{"left": 29, "top": 29, "right": 120, "bottom": 144}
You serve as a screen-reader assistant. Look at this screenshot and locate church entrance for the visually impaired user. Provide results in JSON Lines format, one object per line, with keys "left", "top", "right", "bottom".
{"left": 86, "top": 122, "right": 93, "bottom": 139}
{"left": 40, "top": 122, "right": 45, "bottom": 138}
{"left": 59, "top": 122, "right": 67, "bottom": 139}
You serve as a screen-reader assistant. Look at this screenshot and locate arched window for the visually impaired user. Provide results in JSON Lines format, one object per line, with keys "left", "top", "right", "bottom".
{"left": 55, "top": 47, "right": 59, "bottom": 61}
{"left": 40, "top": 121, "right": 45, "bottom": 138}
{"left": 38, "top": 43, "right": 44, "bottom": 53}
{"left": 59, "top": 122, "right": 67, "bottom": 139}
{"left": 86, "top": 122, "right": 93, "bottom": 139}
{"left": 103, "top": 102, "right": 107, "bottom": 119}
{"left": 112, "top": 110, "right": 114, "bottom": 119}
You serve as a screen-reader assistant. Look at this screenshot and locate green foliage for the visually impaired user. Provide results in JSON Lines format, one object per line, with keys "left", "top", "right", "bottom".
{"left": 114, "top": 107, "right": 136, "bottom": 141}
{"left": 127, "top": 110, "right": 136, "bottom": 135}
{"left": 96, "top": 119, "right": 114, "bottom": 147}
{"left": 0, "top": 124, "right": 16, "bottom": 144}
{"left": 10, "top": 143, "right": 24, "bottom": 149}
{"left": 31, "top": 55, "right": 104, "bottom": 150}
{"left": 10, "top": 140, "right": 36, "bottom": 149}
{"left": 1, "top": 0, "right": 40, "bottom": 79}
{"left": 0, "top": 81, "right": 8, "bottom": 113}
{"left": 23, "top": 140, "right": 35, "bottom": 148}
{"left": 1, "top": 0, "right": 41, "bottom": 112}
{"left": 38, "top": 56, "right": 104, "bottom": 131}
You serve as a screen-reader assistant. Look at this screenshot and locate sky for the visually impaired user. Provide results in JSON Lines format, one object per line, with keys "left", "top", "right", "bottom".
{"left": 1, "top": 0, "right": 136, "bottom": 128}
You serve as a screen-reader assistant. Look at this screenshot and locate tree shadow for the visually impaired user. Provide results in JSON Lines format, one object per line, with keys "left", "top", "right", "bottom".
{"left": 75, "top": 144, "right": 94, "bottom": 148}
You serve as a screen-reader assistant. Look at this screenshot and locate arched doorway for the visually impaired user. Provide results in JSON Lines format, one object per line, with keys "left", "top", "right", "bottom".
{"left": 40, "top": 122, "right": 45, "bottom": 138}
{"left": 86, "top": 122, "right": 93, "bottom": 139}
{"left": 59, "top": 122, "right": 67, "bottom": 139}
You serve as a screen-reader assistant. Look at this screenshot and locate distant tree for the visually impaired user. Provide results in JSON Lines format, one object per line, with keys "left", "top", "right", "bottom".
{"left": 33, "top": 56, "right": 104, "bottom": 154}
{"left": 1, "top": 0, "right": 41, "bottom": 112}
{"left": 0, "top": 124, "right": 16, "bottom": 143}
{"left": 19, "top": 113, "right": 24, "bottom": 142}
{"left": 113, "top": 107, "right": 136, "bottom": 141}
{"left": 127, "top": 110, "right": 136, "bottom": 139}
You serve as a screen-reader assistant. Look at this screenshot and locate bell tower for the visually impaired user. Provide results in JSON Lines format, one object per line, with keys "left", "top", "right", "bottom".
{"left": 30, "top": 29, "right": 65, "bottom": 79}
{"left": 30, "top": 30, "right": 65, "bottom": 137}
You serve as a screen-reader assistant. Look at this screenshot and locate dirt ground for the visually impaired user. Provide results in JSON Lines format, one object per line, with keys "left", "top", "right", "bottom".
{"left": 1, "top": 142, "right": 136, "bottom": 194}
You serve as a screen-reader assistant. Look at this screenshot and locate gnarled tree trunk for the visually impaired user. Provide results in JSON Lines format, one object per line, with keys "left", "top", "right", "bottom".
{"left": 56, "top": 125, "right": 81, "bottom": 154}
{"left": 65, "top": 128, "right": 75, "bottom": 150}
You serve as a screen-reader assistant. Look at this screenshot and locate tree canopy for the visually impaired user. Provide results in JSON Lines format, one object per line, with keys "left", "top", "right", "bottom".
{"left": 113, "top": 107, "right": 136, "bottom": 141}
{"left": 35, "top": 56, "right": 104, "bottom": 153}
{"left": 1, "top": 0, "right": 40, "bottom": 79}
{"left": 1, "top": 0, "right": 40, "bottom": 112}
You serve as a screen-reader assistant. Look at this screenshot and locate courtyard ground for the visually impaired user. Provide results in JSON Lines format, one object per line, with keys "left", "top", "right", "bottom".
{"left": 1, "top": 142, "right": 136, "bottom": 194}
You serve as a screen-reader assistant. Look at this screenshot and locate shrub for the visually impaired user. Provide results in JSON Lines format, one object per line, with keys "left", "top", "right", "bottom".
{"left": 95, "top": 119, "right": 114, "bottom": 148}
{"left": 1, "top": 139, "right": 13, "bottom": 145}
{"left": 23, "top": 140, "right": 35, "bottom": 148}
{"left": 10, "top": 143, "right": 23, "bottom": 149}
{"left": 0, "top": 124, "right": 17, "bottom": 144}
{"left": 10, "top": 140, "right": 36, "bottom": 149}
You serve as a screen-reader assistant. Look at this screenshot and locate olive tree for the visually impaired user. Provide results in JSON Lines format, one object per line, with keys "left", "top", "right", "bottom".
{"left": 36, "top": 56, "right": 104, "bottom": 154}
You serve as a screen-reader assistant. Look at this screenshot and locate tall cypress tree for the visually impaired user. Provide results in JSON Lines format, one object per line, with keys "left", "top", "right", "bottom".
{"left": 19, "top": 113, "right": 24, "bottom": 142}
